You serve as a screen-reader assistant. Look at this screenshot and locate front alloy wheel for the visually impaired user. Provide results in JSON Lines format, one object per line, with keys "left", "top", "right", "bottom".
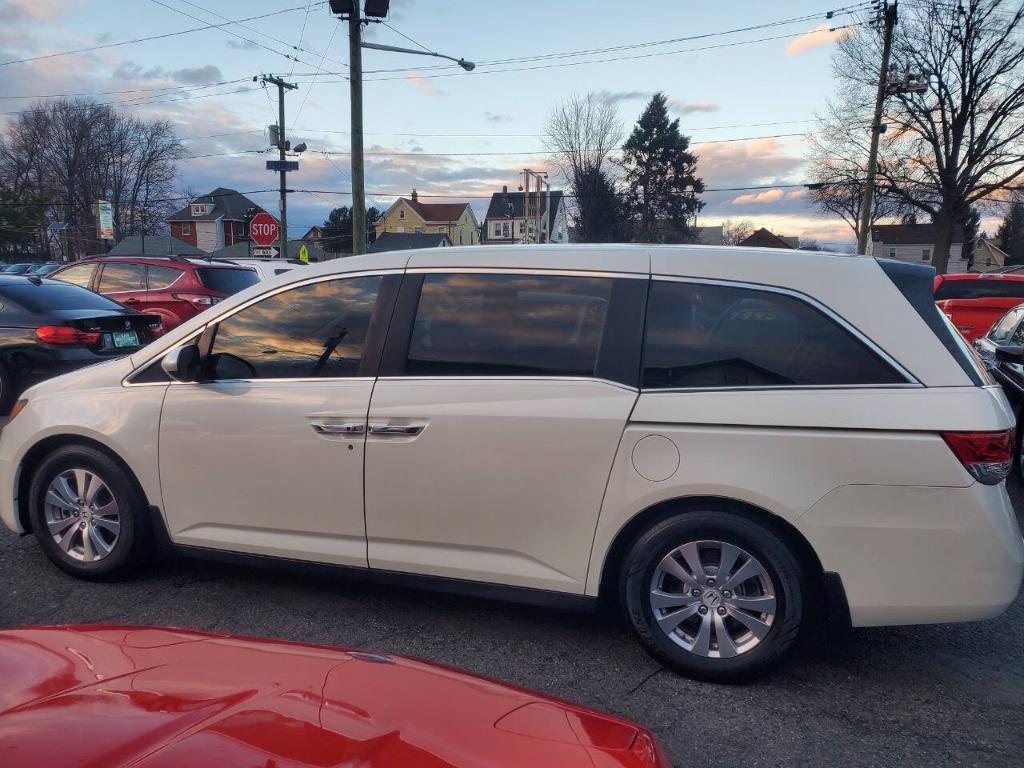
{"left": 43, "top": 469, "right": 121, "bottom": 563}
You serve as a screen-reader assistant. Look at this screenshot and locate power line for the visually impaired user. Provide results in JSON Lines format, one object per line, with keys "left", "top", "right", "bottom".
{"left": 291, "top": 20, "right": 342, "bottom": 131}
{"left": 0, "top": 78, "right": 249, "bottom": 101}
{"left": 0, "top": 4, "right": 317, "bottom": 68}
{"left": 0, "top": 82, "right": 261, "bottom": 117}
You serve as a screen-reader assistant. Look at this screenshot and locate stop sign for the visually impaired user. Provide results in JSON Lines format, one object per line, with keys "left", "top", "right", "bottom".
{"left": 249, "top": 212, "right": 279, "bottom": 246}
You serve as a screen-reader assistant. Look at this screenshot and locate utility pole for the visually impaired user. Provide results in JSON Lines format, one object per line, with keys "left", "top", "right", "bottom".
{"left": 349, "top": 4, "right": 366, "bottom": 255}
{"left": 520, "top": 169, "right": 550, "bottom": 243}
{"left": 262, "top": 75, "right": 297, "bottom": 259}
{"left": 857, "top": 1, "right": 898, "bottom": 255}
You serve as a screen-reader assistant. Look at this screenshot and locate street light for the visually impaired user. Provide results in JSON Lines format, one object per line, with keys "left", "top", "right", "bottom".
{"left": 330, "top": 2, "right": 474, "bottom": 254}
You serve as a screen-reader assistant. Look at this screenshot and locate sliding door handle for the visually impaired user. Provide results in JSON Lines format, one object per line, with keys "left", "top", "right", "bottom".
{"left": 368, "top": 422, "right": 426, "bottom": 436}
{"left": 310, "top": 420, "right": 366, "bottom": 435}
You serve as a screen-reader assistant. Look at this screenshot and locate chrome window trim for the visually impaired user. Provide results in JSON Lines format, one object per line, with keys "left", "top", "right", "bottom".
{"left": 647, "top": 274, "right": 921, "bottom": 387}
{"left": 407, "top": 267, "right": 648, "bottom": 279}
{"left": 375, "top": 375, "right": 638, "bottom": 392}
{"left": 639, "top": 383, "right": 923, "bottom": 394}
{"left": 123, "top": 269, "right": 401, "bottom": 386}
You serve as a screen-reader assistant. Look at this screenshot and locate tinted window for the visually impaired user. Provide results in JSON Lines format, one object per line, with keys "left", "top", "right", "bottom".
{"left": 642, "top": 281, "right": 905, "bottom": 388}
{"left": 406, "top": 273, "right": 612, "bottom": 377}
{"left": 197, "top": 267, "right": 259, "bottom": 295}
{"left": 98, "top": 263, "right": 145, "bottom": 292}
{"left": 935, "top": 279, "right": 1024, "bottom": 300}
{"left": 208, "top": 276, "right": 381, "bottom": 380}
{"left": 148, "top": 265, "right": 184, "bottom": 289}
{"left": 988, "top": 309, "right": 1022, "bottom": 343}
{"left": 53, "top": 263, "right": 95, "bottom": 287}
{"left": 0, "top": 282, "right": 125, "bottom": 314}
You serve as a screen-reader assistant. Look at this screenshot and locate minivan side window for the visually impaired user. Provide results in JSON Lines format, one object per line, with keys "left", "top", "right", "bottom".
{"left": 405, "top": 273, "right": 613, "bottom": 377}
{"left": 207, "top": 275, "right": 382, "bottom": 380}
{"left": 642, "top": 280, "right": 906, "bottom": 389}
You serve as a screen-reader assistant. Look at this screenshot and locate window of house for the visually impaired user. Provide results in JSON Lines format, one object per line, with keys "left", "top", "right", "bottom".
{"left": 922, "top": 248, "right": 931, "bottom": 261}
{"left": 889, "top": 247, "right": 897, "bottom": 258}
{"left": 405, "top": 273, "right": 613, "bottom": 377}
{"left": 181, "top": 222, "right": 191, "bottom": 235}
{"left": 986, "top": 257, "right": 993, "bottom": 267}
{"left": 414, "top": 226, "right": 424, "bottom": 234}
{"left": 97, "top": 263, "right": 146, "bottom": 293}
{"left": 191, "top": 204, "right": 208, "bottom": 217}
{"left": 641, "top": 280, "right": 905, "bottom": 389}
{"left": 207, "top": 275, "right": 382, "bottom": 380}
{"left": 147, "top": 265, "right": 185, "bottom": 290}
{"left": 399, "top": 209, "right": 405, "bottom": 219}
{"left": 52, "top": 263, "right": 96, "bottom": 288}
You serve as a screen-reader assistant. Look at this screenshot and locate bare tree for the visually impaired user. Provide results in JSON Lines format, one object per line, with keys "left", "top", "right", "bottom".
{"left": 721, "top": 218, "right": 755, "bottom": 246}
{"left": 0, "top": 98, "right": 185, "bottom": 258}
{"left": 831, "top": 0, "right": 1024, "bottom": 273}
{"left": 544, "top": 93, "right": 627, "bottom": 241}
{"left": 805, "top": 101, "right": 908, "bottom": 240}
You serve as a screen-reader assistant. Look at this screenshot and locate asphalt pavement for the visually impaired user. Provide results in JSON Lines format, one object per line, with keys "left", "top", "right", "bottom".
{"left": 2, "top": 478, "right": 1022, "bottom": 768}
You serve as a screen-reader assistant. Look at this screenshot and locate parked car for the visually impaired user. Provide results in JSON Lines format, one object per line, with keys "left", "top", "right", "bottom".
{"left": 3, "top": 262, "right": 36, "bottom": 274}
{"left": 973, "top": 303, "right": 1024, "bottom": 480}
{"left": 217, "top": 256, "right": 306, "bottom": 280}
{"left": 28, "top": 262, "right": 62, "bottom": 276}
{"left": 0, "top": 275, "right": 161, "bottom": 412}
{"left": 934, "top": 272, "right": 1024, "bottom": 341}
{"left": 50, "top": 255, "right": 259, "bottom": 331}
{"left": 0, "top": 625, "right": 670, "bottom": 768}
{"left": 1, "top": 246, "right": 1021, "bottom": 682}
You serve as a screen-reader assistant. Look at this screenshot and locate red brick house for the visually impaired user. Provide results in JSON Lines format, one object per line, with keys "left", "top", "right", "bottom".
{"left": 168, "top": 188, "right": 269, "bottom": 253}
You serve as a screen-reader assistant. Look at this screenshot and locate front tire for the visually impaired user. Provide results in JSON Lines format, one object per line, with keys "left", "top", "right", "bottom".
{"left": 29, "top": 445, "right": 152, "bottom": 580}
{"left": 621, "top": 510, "right": 805, "bottom": 682}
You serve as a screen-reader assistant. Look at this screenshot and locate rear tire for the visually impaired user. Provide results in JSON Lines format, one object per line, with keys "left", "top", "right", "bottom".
{"left": 621, "top": 510, "right": 805, "bottom": 682}
{"left": 0, "top": 360, "right": 15, "bottom": 415}
{"left": 28, "top": 445, "right": 152, "bottom": 581}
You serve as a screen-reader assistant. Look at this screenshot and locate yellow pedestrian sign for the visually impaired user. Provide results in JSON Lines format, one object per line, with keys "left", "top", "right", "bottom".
{"left": 297, "top": 244, "right": 310, "bottom": 263}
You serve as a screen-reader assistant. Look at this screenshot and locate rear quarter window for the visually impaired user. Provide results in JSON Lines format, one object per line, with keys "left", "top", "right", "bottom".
{"left": 197, "top": 267, "right": 260, "bottom": 295}
{"left": 935, "top": 279, "right": 1024, "bottom": 300}
{"left": 642, "top": 280, "right": 906, "bottom": 389}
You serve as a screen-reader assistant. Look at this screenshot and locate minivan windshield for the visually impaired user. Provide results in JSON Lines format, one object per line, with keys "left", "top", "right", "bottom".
{"left": 935, "top": 279, "right": 1024, "bottom": 300}
{"left": 196, "top": 267, "right": 259, "bottom": 295}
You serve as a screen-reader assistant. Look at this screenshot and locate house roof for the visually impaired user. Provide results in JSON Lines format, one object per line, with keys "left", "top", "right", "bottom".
{"left": 485, "top": 190, "right": 563, "bottom": 224}
{"left": 870, "top": 223, "right": 965, "bottom": 245}
{"left": 302, "top": 226, "right": 323, "bottom": 239}
{"left": 209, "top": 240, "right": 325, "bottom": 261}
{"left": 401, "top": 198, "right": 474, "bottom": 223}
{"left": 106, "top": 235, "right": 205, "bottom": 256}
{"left": 737, "top": 227, "right": 795, "bottom": 249}
{"left": 368, "top": 232, "right": 451, "bottom": 253}
{"left": 168, "top": 187, "right": 264, "bottom": 223}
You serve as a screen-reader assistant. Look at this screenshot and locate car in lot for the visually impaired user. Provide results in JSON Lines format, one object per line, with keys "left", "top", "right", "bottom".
{"left": 973, "top": 304, "right": 1024, "bottom": 480}
{"left": 3, "top": 262, "right": 36, "bottom": 274}
{"left": 934, "top": 271, "right": 1024, "bottom": 341}
{"left": 28, "top": 262, "right": 62, "bottom": 276}
{"left": 50, "top": 255, "right": 259, "bottom": 331}
{"left": 216, "top": 256, "right": 306, "bottom": 280}
{"left": 1, "top": 245, "right": 1022, "bottom": 682}
{"left": 0, "top": 275, "right": 161, "bottom": 412}
{"left": 0, "top": 625, "right": 669, "bottom": 768}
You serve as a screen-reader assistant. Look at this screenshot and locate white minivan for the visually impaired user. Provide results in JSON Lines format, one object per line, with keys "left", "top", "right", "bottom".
{"left": 1, "top": 245, "right": 1021, "bottom": 680}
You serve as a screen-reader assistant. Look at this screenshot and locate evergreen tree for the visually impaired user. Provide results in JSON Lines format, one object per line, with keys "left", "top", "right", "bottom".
{"left": 961, "top": 206, "right": 981, "bottom": 267}
{"left": 574, "top": 166, "right": 629, "bottom": 243}
{"left": 321, "top": 206, "right": 385, "bottom": 251}
{"left": 620, "top": 93, "right": 704, "bottom": 243}
{"left": 996, "top": 193, "right": 1024, "bottom": 266}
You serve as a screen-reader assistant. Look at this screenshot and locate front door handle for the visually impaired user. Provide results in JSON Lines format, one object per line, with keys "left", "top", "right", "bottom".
{"left": 124, "top": 297, "right": 140, "bottom": 304}
{"left": 310, "top": 420, "right": 366, "bottom": 436}
{"left": 368, "top": 422, "right": 426, "bottom": 437}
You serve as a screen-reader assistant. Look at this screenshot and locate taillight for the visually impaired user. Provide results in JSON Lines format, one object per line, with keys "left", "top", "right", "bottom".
{"left": 35, "top": 326, "right": 101, "bottom": 345}
{"left": 172, "top": 293, "right": 218, "bottom": 308}
{"left": 941, "top": 430, "right": 1015, "bottom": 485}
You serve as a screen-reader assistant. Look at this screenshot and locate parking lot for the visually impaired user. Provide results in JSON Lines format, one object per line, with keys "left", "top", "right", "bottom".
{"left": 1, "top": 479, "right": 1020, "bottom": 768}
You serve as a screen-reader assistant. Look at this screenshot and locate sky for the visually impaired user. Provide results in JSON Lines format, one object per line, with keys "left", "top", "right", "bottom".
{"left": 0, "top": 0, "right": 922, "bottom": 246}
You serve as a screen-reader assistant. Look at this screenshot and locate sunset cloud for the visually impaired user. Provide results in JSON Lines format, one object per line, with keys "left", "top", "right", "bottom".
{"left": 785, "top": 24, "right": 851, "bottom": 56}
{"left": 668, "top": 99, "right": 719, "bottom": 115}
{"left": 404, "top": 72, "right": 444, "bottom": 97}
{"left": 733, "top": 189, "right": 786, "bottom": 205}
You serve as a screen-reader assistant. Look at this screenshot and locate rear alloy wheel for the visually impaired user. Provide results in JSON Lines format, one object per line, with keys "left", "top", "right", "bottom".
{"left": 622, "top": 511, "right": 805, "bottom": 682}
{"left": 29, "top": 445, "right": 151, "bottom": 580}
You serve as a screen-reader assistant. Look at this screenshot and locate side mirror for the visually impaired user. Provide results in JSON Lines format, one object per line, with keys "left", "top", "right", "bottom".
{"left": 161, "top": 345, "right": 200, "bottom": 382}
{"left": 995, "top": 345, "right": 1024, "bottom": 363}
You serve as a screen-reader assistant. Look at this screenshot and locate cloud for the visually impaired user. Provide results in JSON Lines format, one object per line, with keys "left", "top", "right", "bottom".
{"left": 110, "top": 62, "right": 223, "bottom": 85}
{"left": 733, "top": 189, "right": 786, "bottom": 205}
{"left": 227, "top": 39, "right": 261, "bottom": 51}
{"left": 484, "top": 111, "right": 510, "bottom": 122}
{"left": 786, "top": 24, "right": 852, "bottom": 56}
{"left": 0, "top": 0, "right": 71, "bottom": 22}
{"left": 595, "top": 90, "right": 648, "bottom": 105}
{"left": 668, "top": 99, "right": 719, "bottom": 115}
{"left": 404, "top": 72, "right": 444, "bottom": 97}
{"left": 171, "top": 65, "right": 224, "bottom": 85}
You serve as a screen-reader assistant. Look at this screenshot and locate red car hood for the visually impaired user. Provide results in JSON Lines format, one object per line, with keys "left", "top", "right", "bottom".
{"left": 0, "top": 626, "right": 667, "bottom": 768}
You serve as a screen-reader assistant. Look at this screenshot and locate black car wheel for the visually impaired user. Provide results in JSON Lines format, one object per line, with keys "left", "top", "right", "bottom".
{"left": 29, "top": 445, "right": 152, "bottom": 580}
{"left": 621, "top": 510, "right": 805, "bottom": 683}
{"left": 0, "top": 360, "right": 13, "bottom": 415}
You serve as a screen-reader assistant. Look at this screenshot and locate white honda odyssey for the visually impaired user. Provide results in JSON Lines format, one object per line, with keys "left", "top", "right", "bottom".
{"left": 2, "top": 245, "right": 1021, "bottom": 680}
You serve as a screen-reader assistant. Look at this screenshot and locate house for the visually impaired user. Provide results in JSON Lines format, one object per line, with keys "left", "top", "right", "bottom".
{"left": 737, "top": 228, "right": 796, "bottom": 249}
{"left": 694, "top": 225, "right": 724, "bottom": 246}
{"left": 867, "top": 223, "right": 968, "bottom": 272}
{"left": 167, "top": 187, "right": 268, "bottom": 253}
{"left": 970, "top": 239, "right": 1010, "bottom": 273}
{"left": 375, "top": 190, "right": 479, "bottom": 246}
{"left": 106, "top": 235, "right": 204, "bottom": 256}
{"left": 367, "top": 232, "right": 452, "bottom": 253}
{"left": 483, "top": 186, "right": 568, "bottom": 244}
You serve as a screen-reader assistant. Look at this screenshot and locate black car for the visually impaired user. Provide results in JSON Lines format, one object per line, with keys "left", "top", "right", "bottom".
{"left": 0, "top": 275, "right": 161, "bottom": 411}
{"left": 973, "top": 303, "right": 1024, "bottom": 479}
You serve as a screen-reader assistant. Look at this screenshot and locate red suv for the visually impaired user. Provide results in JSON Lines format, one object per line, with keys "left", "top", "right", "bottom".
{"left": 934, "top": 272, "right": 1024, "bottom": 341}
{"left": 51, "top": 256, "right": 259, "bottom": 330}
